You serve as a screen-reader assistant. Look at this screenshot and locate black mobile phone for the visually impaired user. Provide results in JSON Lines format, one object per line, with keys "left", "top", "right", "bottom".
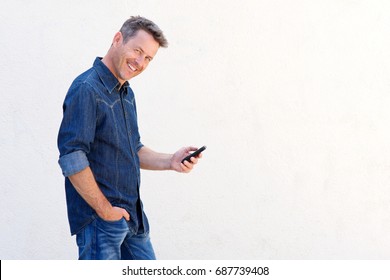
{"left": 181, "top": 146, "right": 207, "bottom": 163}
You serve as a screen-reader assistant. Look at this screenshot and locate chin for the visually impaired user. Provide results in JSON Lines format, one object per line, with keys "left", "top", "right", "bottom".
{"left": 129, "top": 73, "right": 141, "bottom": 80}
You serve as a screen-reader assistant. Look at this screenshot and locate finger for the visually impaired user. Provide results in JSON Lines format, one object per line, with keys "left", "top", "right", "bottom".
{"left": 180, "top": 162, "right": 191, "bottom": 173}
{"left": 123, "top": 210, "right": 130, "bottom": 221}
{"left": 184, "top": 162, "right": 194, "bottom": 172}
{"left": 182, "top": 161, "right": 191, "bottom": 168}
{"left": 190, "top": 157, "right": 198, "bottom": 164}
{"left": 186, "top": 146, "right": 198, "bottom": 153}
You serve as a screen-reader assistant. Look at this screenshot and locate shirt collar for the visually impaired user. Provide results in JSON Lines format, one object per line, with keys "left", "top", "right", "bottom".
{"left": 93, "top": 57, "right": 129, "bottom": 94}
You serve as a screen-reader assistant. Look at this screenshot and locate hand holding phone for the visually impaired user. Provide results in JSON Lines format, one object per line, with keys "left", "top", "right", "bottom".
{"left": 181, "top": 146, "right": 206, "bottom": 163}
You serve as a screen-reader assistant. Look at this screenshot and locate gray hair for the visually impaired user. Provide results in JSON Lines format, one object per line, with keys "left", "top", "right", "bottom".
{"left": 120, "top": 16, "right": 168, "bottom": 48}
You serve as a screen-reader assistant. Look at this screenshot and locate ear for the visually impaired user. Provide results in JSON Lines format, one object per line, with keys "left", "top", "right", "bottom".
{"left": 112, "top": 32, "right": 123, "bottom": 47}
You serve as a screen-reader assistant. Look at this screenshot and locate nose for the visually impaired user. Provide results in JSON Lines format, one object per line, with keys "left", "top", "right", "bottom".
{"left": 135, "top": 55, "right": 145, "bottom": 69}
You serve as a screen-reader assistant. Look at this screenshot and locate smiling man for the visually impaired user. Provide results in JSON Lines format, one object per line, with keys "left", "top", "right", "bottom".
{"left": 57, "top": 16, "right": 202, "bottom": 260}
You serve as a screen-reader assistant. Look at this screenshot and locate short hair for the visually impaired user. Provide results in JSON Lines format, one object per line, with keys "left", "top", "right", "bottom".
{"left": 119, "top": 16, "right": 168, "bottom": 48}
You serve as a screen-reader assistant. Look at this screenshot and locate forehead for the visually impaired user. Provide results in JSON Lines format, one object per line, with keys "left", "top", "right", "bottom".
{"left": 123, "top": 30, "right": 159, "bottom": 56}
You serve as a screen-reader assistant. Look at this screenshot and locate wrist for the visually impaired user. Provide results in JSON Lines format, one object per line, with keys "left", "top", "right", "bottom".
{"left": 168, "top": 154, "right": 175, "bottom": 170}
{"left": 95, "top": 201, "right": 113, "bottom": 220}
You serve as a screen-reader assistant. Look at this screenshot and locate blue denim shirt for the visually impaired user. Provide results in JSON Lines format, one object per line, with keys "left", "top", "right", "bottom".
{"left": 57, "top": 57, "right": 149, "bottom": 235}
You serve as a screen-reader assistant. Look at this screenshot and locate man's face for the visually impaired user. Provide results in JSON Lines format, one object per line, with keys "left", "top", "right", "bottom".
{"left": 111, "top": 29, "right": 160, "bottom": 84}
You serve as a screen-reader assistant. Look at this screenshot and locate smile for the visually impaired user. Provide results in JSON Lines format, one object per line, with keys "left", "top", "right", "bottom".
{"left": 128, "top": 63, "right": 137, "bottom": 72}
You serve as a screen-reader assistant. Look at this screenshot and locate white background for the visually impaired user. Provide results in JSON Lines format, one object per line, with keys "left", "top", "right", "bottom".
{"left": 1, "top": 0, "right": 390, "bottom": 259}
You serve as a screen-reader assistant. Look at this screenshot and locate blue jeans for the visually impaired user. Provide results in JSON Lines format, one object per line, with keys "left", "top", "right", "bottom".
{"left": 76, "top": 217, "right": 156, "bottom": 260}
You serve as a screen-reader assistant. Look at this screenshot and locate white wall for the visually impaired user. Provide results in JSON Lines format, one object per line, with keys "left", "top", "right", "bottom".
{"left": 1, "top": 0, "right": 390, "bottom": 259}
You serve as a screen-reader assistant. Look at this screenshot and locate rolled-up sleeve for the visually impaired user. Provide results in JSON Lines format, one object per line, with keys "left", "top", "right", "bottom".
{"left": 58, "top": 150, "right": 89, "bottom": 177}
{"left": 57, "top": 82, "right": 96, "bottom": 177}
{"left": 136, "top": 142, "right": 144, "bottom": 152}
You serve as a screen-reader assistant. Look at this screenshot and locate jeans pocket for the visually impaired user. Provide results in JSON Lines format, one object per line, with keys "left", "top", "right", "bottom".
{"left": 96, "top": 216, "right": 128, "bottom": 236}
{"left": 77, "top": 217, "right": 128, "bottom": 259}
{"left": 97, "top": 216, "right": 126, "bottom": 224}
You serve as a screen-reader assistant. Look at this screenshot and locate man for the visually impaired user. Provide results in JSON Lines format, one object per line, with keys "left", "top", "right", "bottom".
{"left": 57, "top": 16, "right": 202, "bottom": 260}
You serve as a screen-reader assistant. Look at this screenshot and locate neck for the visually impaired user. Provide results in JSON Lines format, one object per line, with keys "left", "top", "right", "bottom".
{"left": 101, "top": 55, "right": 126, "bottom": 86}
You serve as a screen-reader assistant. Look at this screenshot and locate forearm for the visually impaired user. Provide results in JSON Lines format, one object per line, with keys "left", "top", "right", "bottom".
{"left": 68, "top": 166, "right": 113, "bottom": 219}
{"left": 138, "top": 146, "right": 173, "bottom": 170}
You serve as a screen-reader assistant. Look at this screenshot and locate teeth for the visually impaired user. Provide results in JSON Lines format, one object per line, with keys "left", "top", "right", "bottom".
{"left": 128, "top": 63, "right": 136, "bottom": 71}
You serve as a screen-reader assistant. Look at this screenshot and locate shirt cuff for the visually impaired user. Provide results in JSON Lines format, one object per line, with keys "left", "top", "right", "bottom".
{"left": 58, "top": 150, "right": 90, "bottom": 177}
{"left": 136, "top": 142, "right": 144, "bottom": 152}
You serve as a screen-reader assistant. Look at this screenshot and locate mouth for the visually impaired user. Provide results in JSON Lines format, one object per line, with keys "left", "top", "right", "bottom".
{"left": 128, "top": 63, "right": 137, "bottom": 72}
